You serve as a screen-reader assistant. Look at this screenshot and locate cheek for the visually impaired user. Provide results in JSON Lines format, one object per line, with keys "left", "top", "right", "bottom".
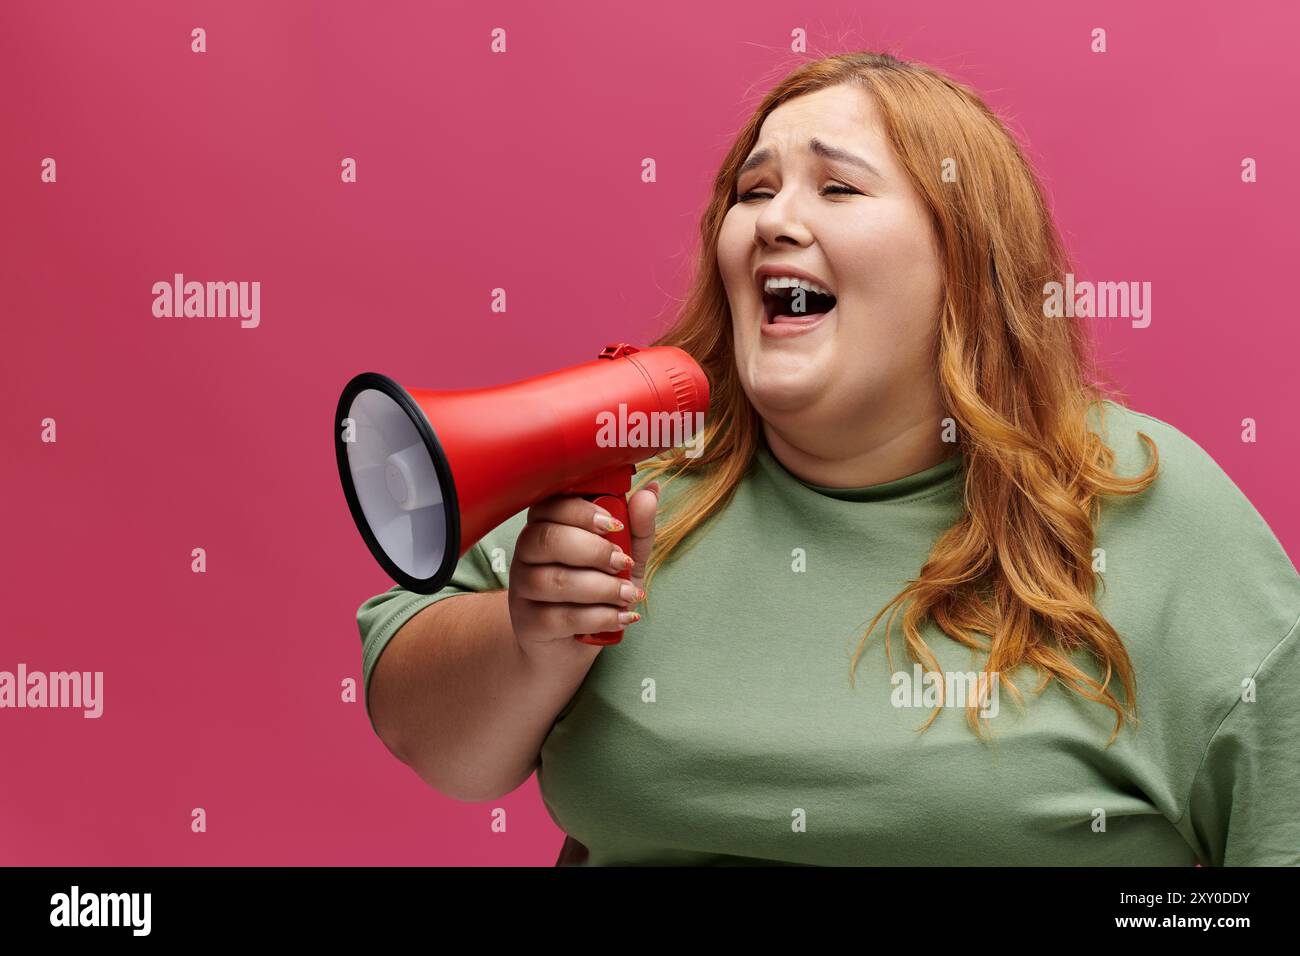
{"left": 716, "top": 211, "right": 750, "bottom": 281}
{"left": 715, "top": 214, "right": 752, "bottom": 332}
{"left": 832, "top": 207, "right": 943, "bottom": 320}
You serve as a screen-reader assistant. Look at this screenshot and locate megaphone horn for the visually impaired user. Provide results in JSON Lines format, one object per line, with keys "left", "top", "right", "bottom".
{"left": 335, "top": 343, "right": 710, "bottom": 645}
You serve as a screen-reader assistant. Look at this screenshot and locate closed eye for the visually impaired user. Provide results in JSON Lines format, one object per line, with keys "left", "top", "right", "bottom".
{"left": 736, "top": 184, "right": 862, "bottom": 203}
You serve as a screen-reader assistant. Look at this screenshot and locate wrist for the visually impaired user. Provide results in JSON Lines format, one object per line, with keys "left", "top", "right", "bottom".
{"left": 517, "top": 632, "right": 602, "bottom": 682}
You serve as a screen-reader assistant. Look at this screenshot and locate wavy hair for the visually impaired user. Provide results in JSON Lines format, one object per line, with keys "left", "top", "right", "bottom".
{"left": 631, "top": 51, "right": 1160, "bottom": 745}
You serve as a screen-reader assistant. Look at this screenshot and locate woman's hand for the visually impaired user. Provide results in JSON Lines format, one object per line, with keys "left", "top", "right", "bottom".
{"left": 508, "top": 481, "right": 660, "bottom": 664}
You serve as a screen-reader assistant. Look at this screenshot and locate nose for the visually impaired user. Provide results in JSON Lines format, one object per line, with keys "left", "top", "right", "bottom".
{"left": 754, "top": 189, "right": 813, "bottom": 247}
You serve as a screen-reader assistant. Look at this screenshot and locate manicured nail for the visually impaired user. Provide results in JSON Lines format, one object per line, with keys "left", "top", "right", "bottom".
{"left": 609, "top": 549, "right": 633, "bottom": 572}
{"left": 619, "top": 583, "right": 638, "bottom": 604}
{"left": 618, "top": 611, "right": 641, "bottom": 626}
{"left": 594, "top": 513, "right": 624, "bottom": 533}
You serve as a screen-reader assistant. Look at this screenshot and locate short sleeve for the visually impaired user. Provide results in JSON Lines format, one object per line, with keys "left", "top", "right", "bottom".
{"left": 356, "top": 507, "right": 528, "bottom": 734}
{"left": 1178, "top": 614, "right": 1300, "bottom": 866}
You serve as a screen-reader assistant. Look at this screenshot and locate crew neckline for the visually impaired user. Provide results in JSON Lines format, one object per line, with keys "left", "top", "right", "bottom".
{"left": 755, "top": 442, "right": 964, "bottom": 503}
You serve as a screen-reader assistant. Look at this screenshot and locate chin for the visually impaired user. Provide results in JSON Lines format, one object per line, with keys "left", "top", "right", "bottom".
{"left": 743, "top": 362, "right": 826, "bottom": 414}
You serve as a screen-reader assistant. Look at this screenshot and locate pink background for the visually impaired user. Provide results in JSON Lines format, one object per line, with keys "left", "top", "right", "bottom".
{"left": 2, "top": 0, "right": 1297, "bottom": 865}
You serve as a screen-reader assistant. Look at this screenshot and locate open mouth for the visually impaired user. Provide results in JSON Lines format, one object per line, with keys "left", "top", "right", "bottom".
{"left": 762, "top": 284, "right": 838, "bottom": 323}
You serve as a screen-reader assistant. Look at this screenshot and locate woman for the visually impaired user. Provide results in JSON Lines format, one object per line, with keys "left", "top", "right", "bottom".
{"left": 358, "top": 52, "right": 1300, "bottom": 866}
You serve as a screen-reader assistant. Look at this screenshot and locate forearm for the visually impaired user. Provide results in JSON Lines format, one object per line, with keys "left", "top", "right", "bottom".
{"left": 367, "top": 589, "right": 599, "bottom": 802}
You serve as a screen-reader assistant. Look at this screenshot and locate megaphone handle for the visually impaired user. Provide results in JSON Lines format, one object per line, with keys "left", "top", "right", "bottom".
{"left": 574, "top": 490, "right": 633, "bottom": 646}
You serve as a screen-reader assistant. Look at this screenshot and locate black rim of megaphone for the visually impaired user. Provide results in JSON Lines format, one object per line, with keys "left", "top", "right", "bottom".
{"left": 334, "top": 372, "right": 461, "bottom": 595}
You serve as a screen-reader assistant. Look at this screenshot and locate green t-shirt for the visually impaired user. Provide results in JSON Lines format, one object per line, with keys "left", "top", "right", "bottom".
{"left": 356, "top": 400, "right": 1300, "bottom": 866}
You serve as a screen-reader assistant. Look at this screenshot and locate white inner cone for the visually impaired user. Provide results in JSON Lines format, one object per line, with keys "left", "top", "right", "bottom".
{"left": 384, "top": 442, "right": 442, "bottom": 511}
{"left": 345, "top": 388, "right": 448, "bottom": 580}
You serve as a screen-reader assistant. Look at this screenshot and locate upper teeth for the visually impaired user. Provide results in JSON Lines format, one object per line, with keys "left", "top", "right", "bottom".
{"left": 763, "top": 276, "right": 833, "bottom": 297}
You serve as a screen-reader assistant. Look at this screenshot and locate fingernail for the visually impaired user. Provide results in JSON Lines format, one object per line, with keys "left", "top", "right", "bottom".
{"left": 618, "top": 611, "right": 641, "bottom": 626}
{"left": 609, "top": 549, "right": 633, "bottom": 572}
{"left": 619, "top": 583, "right": 638, "bottom": 604}
{"left": 594, "top": 513, "right": 625, "bottom": 533}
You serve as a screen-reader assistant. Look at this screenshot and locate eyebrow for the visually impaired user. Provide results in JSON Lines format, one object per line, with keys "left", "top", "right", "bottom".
{"left": 738, "top": 138, "right": 884, "bottom": 180}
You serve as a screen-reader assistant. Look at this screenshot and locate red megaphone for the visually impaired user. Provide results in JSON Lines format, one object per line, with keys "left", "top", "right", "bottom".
{"left": 335, "top": 343, "right": 710, "bottom": 645}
